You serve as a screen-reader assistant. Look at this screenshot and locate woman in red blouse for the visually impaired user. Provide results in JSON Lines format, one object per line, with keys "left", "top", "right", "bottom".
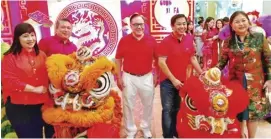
{"left": 1, "top": 23, "right": 54, "bottom": 138}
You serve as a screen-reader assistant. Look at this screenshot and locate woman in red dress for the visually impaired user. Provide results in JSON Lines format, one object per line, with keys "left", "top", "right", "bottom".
{"left": 202, "top": 17, "right": 219, "bottom": 69}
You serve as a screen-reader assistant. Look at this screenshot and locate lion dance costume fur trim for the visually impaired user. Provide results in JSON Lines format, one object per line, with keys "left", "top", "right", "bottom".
{"left": 42, "top": 46, "right": 122, "bottom": 138}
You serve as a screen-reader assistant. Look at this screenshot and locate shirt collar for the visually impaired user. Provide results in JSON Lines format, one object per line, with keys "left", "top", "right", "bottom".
{"left": 54, "top": 35, "right": 71, "bottom": 44}
{"left": 171, "top": 32, "right": 186, "bottom": 43}
{"left": 21, "top": 48, "right": 36, "bottom": 56}
{"left": 130, "top": 33, "right": 145, "bottom": 41}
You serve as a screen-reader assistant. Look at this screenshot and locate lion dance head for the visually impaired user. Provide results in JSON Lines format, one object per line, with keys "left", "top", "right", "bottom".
{"left": 42, "top": 46, "right": 122, "bottom": 138}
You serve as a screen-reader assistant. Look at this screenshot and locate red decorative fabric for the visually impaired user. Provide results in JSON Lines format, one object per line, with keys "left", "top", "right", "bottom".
{"left": 177, "top": 76, "right": 249, "bottom": 138}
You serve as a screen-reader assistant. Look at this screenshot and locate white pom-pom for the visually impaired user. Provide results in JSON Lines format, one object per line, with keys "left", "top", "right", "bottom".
{"left": 250, "top": 26, "right": 266, "bottom": 36}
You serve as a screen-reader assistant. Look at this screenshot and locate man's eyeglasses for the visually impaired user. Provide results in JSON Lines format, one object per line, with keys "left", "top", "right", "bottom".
{"left": 132, "top": 23, "right": 144, "bottom": 27}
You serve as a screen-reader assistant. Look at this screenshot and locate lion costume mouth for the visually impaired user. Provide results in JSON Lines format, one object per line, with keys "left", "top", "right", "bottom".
{"left": 45, "top": 51, "right": 117, "bottom": 111}
{"left": 49, "top": 71, "right": 114, "bottom": 111}
{"left": 42, "top": 90, "right": 121, "bottom": 127}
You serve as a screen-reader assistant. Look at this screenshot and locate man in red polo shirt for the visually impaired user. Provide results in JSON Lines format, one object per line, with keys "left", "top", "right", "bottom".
{"left": 156, "top": 14, "right": 202, "bottom": 138}
{"left": 38, "top": 18, "right": 77, "bottom": 56}
{"left": 115, "top": 13, "right": 157, "bottom": 138}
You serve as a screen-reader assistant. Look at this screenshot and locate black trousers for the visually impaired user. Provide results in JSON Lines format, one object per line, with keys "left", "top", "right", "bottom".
{"left": 5, "top": 97, "right": 54, "bottom": 138}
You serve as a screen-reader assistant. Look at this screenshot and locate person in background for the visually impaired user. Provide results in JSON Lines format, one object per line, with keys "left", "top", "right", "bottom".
{"left": 186, "top": 21, "right": 194, "bottom": 35}
{"left": 223, "top": 16, "right": 230, "bottom": 26}
{"left": 217, "top": 11, "right": 271, "bottom": 138}
{"left": 196, "top": 17, "right": 204, "bottom": 27}
{"left": 156, "top": 14, "right": 202, "bottom": 138}
{"left": 186, "top": 21, "right": 197, "bottom": 77}
{"left": 115, "top": 13, "right": 158, "bottom": 139}
{"left": 201, "top": 17, "right": 219, "bottom": 69}
{"left": 1, "top": 23, "right": 54, "bottom": 138}
{"left": 38, "top": 18, "right": 77, "bottom": 56}
{"left": 216, "top": 19, "right": 224, "bottom": 60}
{"left": 194, "top": 19, "right": 205, "bottom": 65}
{"left": 216, "top": 19, "right": 224, "bottom": 32}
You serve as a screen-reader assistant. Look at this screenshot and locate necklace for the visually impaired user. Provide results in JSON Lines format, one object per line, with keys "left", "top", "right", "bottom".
{"left": 28, "top": 55, "right": 37, "bottom": 74}
{"left": 234, "top": 34, "right": 245, "bottom": 52}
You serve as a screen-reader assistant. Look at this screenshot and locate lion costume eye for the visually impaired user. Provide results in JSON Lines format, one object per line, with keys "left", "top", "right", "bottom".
{"left": 90, "top": 72, "right": 112, "bottom": 99}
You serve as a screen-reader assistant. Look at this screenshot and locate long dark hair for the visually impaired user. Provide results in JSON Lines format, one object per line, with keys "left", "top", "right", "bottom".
{"left": 203, "top": 17, "right": 214, "bottom": 31}
{"left": 229, "top": 11, "right": 251, "bottom": 40}
{"left": 4, "top": 23, "right": 39, "bottom": 56}
{"left": 186, "top": 21, "right": 194, "bottom": 34}
{"left": 216, "top": 19, "right": 224, "bottom": 31}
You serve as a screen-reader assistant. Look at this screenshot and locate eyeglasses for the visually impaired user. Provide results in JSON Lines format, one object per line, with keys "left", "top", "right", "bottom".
{"left": 132, "top": 23, "right": 144, "bottom": 27}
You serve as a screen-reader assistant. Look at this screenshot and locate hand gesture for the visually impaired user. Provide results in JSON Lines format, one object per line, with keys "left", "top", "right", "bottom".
{"left": 33, "top": 86, "right": 47, "bottom": 94}
{"left": 172, "top": 79, "right": 183, "bottom": 90}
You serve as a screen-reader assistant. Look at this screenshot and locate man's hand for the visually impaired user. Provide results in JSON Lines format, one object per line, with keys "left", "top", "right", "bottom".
{"left": 171, "top": 79, "right": 183, "bottom": 90}
{"left": 116, "top": 78, "right": 125, "bottom": 91}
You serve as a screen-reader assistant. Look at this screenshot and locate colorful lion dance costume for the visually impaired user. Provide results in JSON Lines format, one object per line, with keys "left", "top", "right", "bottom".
{"left": 42, "top": 46, "right": 122, "bottom": 138}
{"left": 177, "top": 68, "right": 249, "bottom": 138}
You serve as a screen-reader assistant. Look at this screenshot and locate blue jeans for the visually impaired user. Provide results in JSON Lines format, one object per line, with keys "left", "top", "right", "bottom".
{"left": 160, "top": 79, "right": 181, "bottom": 138}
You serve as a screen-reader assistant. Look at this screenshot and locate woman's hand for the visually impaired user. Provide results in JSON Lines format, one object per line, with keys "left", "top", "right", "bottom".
{"left": 33, "top": 86, "right": 47, "bottom": 94}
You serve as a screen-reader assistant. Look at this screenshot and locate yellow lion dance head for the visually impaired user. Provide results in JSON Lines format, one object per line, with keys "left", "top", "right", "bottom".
{"left": 42, "top": 46, "right": 122, "bottom": 138}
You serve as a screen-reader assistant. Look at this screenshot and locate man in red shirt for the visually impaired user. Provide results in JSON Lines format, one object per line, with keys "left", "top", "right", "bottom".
{"left": 38, "top": 18, "right": 77, "bottom": 56}
{"left": 155, "top": 14, "right": 202, "bottom": 138}
{"left": 115, "top": 13, "right": 158, "bottom": 138}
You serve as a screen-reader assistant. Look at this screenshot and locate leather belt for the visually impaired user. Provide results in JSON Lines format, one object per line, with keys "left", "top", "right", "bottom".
{"left": 125, "top": 71, "right": 147, "bottom": 77}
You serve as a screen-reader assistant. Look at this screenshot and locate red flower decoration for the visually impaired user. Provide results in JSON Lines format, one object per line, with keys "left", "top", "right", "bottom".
{"left": 255, "top": 104, "right": 263, "bottom": 110}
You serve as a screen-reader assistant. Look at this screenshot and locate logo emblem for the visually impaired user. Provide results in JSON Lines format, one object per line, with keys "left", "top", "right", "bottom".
{"left": 57, "top": 1, "right": 118, "bottom": 56}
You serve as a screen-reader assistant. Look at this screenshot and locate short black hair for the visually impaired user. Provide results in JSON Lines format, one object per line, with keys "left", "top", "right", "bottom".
{"left": 223, "top": 17, "right": 230, "bottom": 22}
{"left": 198, "top": 20, "right": 204, "bottom": 25}
{"left": 170, "top": 14, "right": 187, "bottom": 26}
{"left": 56, "top": 18, "right": 72, "bottom": 29}
{"left": 198, "top": 16, "right": 204, "bottom": 21}
{"left": 129, "top": 13, "right": 146, "bottom": 24}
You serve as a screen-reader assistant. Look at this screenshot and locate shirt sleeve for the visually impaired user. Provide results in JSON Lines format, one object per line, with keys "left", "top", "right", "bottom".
{"left": 155, "top": 39, "right": 169, "bottom": 57}
{"left": 38, "top": 38, "right": 48, "bottom": 55}
{"left": 72, "top": 43, "right": 78, "bottom": 53}
{"left": 216, "top": 39, "right": 230, "bottom": 70}
{"left": 1, "top": 55, "right": 27, "bottom": 92}
{"left": 115, "top": 38, "right": 125, "bottom": 59}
